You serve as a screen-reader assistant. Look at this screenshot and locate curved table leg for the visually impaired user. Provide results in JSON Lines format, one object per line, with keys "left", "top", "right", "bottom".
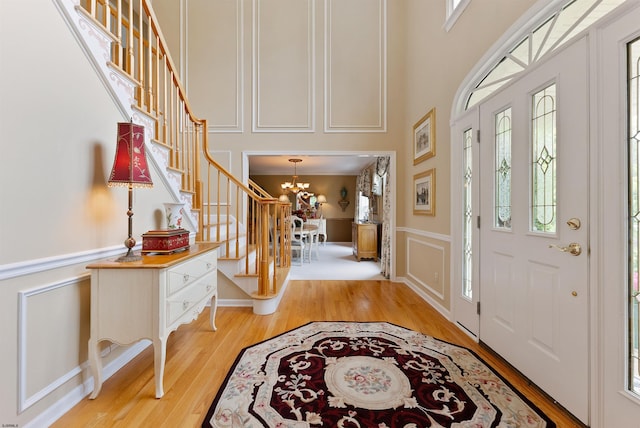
{"left": 210, "top": 292, "right": 218, "bottom": 331}
{"left": 88, "top": 338, "right": 103, "bottom": 399}
{"left": 153, "top": 337, "right": 166, "bottom": 398}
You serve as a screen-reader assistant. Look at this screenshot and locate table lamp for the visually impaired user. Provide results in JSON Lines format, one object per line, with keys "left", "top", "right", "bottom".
{"left": 108, "top": 122, "right": 153, "bottom": 261}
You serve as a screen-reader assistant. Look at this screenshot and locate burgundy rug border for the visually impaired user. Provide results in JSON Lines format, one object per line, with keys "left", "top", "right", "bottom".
{"left": 201, "top": 320, "right": 556, "bottom": 428}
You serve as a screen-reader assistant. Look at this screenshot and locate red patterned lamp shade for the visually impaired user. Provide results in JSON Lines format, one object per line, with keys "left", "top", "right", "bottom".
{"left": 108, "top": 122, "right": 153, "bottom": 188}
{"left": 108, "top": 122, "right": 153, "bottom": 262}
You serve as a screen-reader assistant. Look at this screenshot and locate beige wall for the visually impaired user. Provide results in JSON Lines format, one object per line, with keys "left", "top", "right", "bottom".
{"left": 153, "top": 0, "right": 536, "bottom": 310}
{"left": 250, "top": 174, "right": 358, "bottom": 220}
{"left": 0, "top": 0, "right": 176, "bottom": 424}
{"left": 0, "top": 0, "right": 543, "bottom": 425}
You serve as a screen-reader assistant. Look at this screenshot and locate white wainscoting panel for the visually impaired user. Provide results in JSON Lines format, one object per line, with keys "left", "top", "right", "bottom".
{"left": 253, "top": 0, "right": 315, "bottom": 132}
{"left": 18, "top": 276, "right": 89, "bottom": 413}
{"left": 406, "top": 237, "right": 445, "bottom": 300}
{"left": 187, "top": 0, "right": 244, "bottom": 132}
{"left": 324, "top": 0, "right": 387, "bottom": 132}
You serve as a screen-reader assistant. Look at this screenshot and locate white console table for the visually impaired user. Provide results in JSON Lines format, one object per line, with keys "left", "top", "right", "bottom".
{"left": 87, "top": 242, "right": 219, "bottom": 399}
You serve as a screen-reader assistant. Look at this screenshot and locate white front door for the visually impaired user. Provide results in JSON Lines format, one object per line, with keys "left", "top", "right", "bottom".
{"left": 599, "top": 3, "right": 640, "bottom": 426}
{"left": 452, "top": 108, "right": 480, "bottom": 337}
{"left": 479, "top": 37, "right": 589, "bottom": 423}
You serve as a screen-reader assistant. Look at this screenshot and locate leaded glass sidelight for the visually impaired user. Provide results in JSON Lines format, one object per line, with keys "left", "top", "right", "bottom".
{"left": 627, "top": 37, "right": 640, "bottom": 396}
{"left": 495, "top": 108, "right": 512, "bottom": 229}
{"left": 462, "top": 128, "right": 473, "bottom": 300}
{"left": 532, "top": 84, "right": 557, "bottom": 233}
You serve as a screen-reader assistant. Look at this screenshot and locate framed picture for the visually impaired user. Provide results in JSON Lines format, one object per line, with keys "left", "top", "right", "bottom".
{"left": 413, "top": 169, "right": 435, "bottom": 216}
{"left": 413, "top": 108, "right": 436, "bottom": 164}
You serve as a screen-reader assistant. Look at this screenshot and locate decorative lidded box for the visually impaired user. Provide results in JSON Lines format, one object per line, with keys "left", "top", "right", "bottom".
{"left": 142, "top": 228, "right": 190, "bottom": 254}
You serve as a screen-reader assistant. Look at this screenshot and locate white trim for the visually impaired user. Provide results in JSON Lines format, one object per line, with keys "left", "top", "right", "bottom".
{"left": 444, "top": 0, "right": 470, "bottom": 32}
{"left": 18, "top": 278, "right": 87, "bottom": 413}
{"left": 401, "top": 277, "right": 452, "bottom": 322}
{"left": 0, "top": 244, "right": 132, "bottom": 281}
{"left": 23, "top": 341, "right": 149, "bottom": 428}
{"left": 324, "top": 0, "right": 387, "bottom": 133}
{"left": 451, "top": 0, "right": 574, "bottom": 118}
{"left": 405, "top": 237, "right": 446, "bottom": 300}
{"left": 17, "top": 277, "right": 150, "bottom": 416}
{"left": 252, "top": 0, "right": 315, "bottom": 132}
{"left": 185, "top": 0, "right": 244, "bottom": 133}
{"left": 396, "top": 226, "right": 451, "bottom": 243}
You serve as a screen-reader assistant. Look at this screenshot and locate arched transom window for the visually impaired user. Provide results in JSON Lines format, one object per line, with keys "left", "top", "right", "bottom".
{"left": 459, "top": 0, "right": 626, "bottom": 112}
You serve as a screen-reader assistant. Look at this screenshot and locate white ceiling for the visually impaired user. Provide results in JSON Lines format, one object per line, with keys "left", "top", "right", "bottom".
{"left": 248, "top": 154, "right": 378, "bottom": 176}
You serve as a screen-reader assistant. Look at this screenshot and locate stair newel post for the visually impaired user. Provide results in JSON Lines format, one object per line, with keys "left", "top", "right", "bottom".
{"left": 270, "top": 203, "right": 278, "bottom": 294}
{"left": 194, "top": 121, "right": 204, "bottom": 240}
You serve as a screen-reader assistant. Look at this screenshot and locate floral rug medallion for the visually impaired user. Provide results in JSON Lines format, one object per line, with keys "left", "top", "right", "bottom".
{"left": 202, "top": 322, "right": 555, "bottom": 427}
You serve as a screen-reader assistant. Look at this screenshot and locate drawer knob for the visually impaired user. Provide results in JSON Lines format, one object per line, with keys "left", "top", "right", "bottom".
{"left": 206, "top": 284, "right": 212, "bottom": 292}
{"left": 206, "top": 262, "right": 212, "bottom": 270}
{"left": 182, "top": 300, "right": 189, "bottom": 310}
{"left": 183, "top": 274, "right": 189, "bottom": 283}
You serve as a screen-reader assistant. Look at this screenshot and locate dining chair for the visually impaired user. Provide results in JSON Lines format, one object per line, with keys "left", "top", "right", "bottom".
{"left": 290, "top": 216, "right": 305, "bottom": 265}
{"left": 306, "top": 219, "right": 321, "bottom": 260}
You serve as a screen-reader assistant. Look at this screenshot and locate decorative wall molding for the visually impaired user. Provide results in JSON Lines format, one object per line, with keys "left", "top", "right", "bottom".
{"left": 396, "top": 226, "right": 451, "bottom": 243}
{"left": 324, "top": 0, "right": 387, "bottom": 132}
{"left": 186, "top": 0, "right": 245, "bottom": 132}
{"left": 0, "top": 245, "right": 124, "bottom": 281}
{"left": 252, "top": 0, "right": 315, "bottom": 132}
{"left": 406, "top": 237, "right": 446, "bottom": 300}
{"left": 400, "top": 276, "right": 452, "bottom": 321}
{"left": 18, "top": 278, "right": 88, "bottom": 413}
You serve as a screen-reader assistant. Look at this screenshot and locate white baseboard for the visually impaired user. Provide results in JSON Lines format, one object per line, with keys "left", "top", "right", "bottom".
{"left": 400, "top": 276, "right": 452, "bottom": 322}
{"left": 24, "top": 341, "right": 150, "bottom": 428}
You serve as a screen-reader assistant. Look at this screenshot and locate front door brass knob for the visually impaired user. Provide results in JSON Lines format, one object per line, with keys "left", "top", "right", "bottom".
{"left": 567, "top": 218, "right": 581, "bottom": 230}
{"left": 548, "top": 242, "right": 582, "bottom": 256}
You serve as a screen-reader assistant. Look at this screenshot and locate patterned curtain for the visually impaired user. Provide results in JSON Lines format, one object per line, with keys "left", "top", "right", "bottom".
{"left": 377, "top": 157, "right": 391, "bottom": 278}
{"left": 355, "top": 167, "right": 372, "bottom": 221}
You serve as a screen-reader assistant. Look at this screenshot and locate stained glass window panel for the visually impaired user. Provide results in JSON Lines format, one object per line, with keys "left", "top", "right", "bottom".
{"left": 495, "top": 108, "right": 512, "bottom": 229}
{"left": 531, "top": 84, "right": 557, "bottom": 233}
{"left": 627, "top": 37, "right": 640, "bottom": 396}
{"left": 462, "top": 128, "right": 473, "bottom": 300}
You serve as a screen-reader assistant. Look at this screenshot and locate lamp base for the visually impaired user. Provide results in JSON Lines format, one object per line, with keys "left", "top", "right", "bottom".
{"left": 115, "top": 248, "right": 142, "bottom": 262}
{"left": 115, "top": 238, "right": 141, "bottom": 262}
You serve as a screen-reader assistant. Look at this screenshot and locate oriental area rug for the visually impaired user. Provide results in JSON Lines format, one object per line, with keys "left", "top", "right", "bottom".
{"left": 202, "top": 322, "right": 555, "bottom": 427}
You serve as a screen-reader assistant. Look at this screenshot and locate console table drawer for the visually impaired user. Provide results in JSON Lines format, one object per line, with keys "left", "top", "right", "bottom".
{"left": 166, "top": 272, "right": 217, "bottom": 326}
{"left": 167, "top": 253, "right": 216, "bottom": 296}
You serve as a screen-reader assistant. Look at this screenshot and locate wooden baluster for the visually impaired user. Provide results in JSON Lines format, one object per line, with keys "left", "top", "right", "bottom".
{"left": 137, "top": 0, "right": 144, "bottom": 109}
{"left": 115, "top": 0, "right": 123, "bottom": 68}
{"left": 127, "top": 0, "right": 133, "bottom": 76}
{"left": 162, "top": 56, "right": 168, "bottom": 145}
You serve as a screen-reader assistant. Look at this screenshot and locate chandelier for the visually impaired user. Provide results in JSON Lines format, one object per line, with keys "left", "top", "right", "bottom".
{"left": 281, "top": 158, "right": 310, "bottom": 194}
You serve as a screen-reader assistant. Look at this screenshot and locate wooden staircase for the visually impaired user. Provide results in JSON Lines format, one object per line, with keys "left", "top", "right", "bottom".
{"left": 55, "top": 0, "right": 291, "bottom": 314}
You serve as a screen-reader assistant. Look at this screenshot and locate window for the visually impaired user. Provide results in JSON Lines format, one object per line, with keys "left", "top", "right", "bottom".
{"left": 495, "top": 108, "right": 512, "bottom": 229}
{"left": 462, "top": 0, "right": 626, "bottom": 111}
{"left": 462, "top": 128, "right": 474, "bottom": 299}
{"left": 531, "top": 84, "right": 557, "bottom": 234}
{"left": 628, "top": 36, "right": 640, "bottom": 397}
{"left": 444, "top": 0, "right": 470, "bottom": 32}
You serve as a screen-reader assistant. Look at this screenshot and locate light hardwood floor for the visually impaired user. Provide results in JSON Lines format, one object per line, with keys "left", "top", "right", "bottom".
{"left": 52, "top": 280, "right": 584, "bottom": 427}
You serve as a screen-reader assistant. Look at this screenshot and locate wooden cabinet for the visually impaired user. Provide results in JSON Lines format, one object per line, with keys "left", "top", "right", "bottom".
{"left": 352, "top": 222, "right": 378, "bottom": 261}
{"left": 87, "top": 243, "right": 219, "bottom": 399}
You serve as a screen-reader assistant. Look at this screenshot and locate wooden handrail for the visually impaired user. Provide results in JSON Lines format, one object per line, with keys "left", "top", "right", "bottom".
{"left": 78, "top": 0, "right": 290, "bottom": 298}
